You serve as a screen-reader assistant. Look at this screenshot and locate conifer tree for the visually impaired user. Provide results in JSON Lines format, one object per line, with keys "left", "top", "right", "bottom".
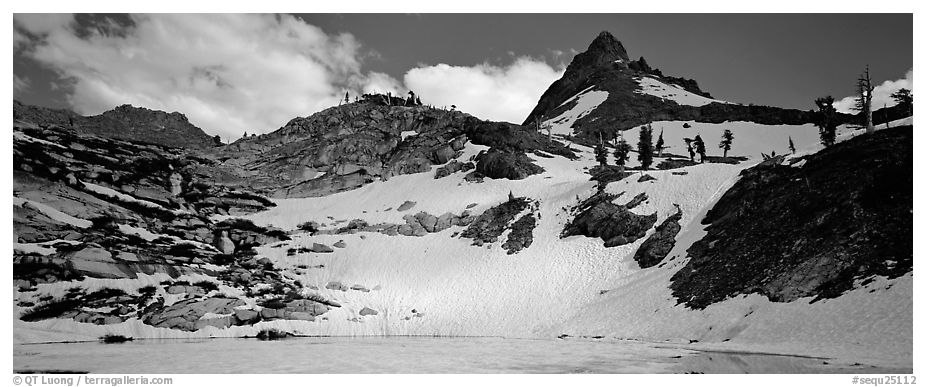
{"left": 693, "top": 134, "right": 706, "bottom": 163}
{"left": 655, "top": 129, "right": 665, "bottom": 157}
{"left": 637, "top": 124, "right": 654, "bottom": 170}
{"left": 788, "top": 136, "right": 796, "bottom": 154}
{"left": 684, "top": 138, "right": 695, "bottom": 162}
{"left": 595, "top": 132, "right": 608, "bottom": 167}
{"left": 718, "top": 129, "right": 734, "bottom": 158}
{"left": 891, "top": 88, "right": 912, "bottom": 116}
{"left": 613, "top": 135, "right": 632, "bottom": 172}
{"left": 815, "top": 96, "right": 838, "bottom": 147}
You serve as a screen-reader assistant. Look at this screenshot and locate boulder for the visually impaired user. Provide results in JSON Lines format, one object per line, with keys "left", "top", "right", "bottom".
{"left": 66, "top": 246, "right": 134, "bottom": 279}
{"left": 475, "top": 148, "right": 544, "bottom": 180}
{"left": 213, "top": 231, "right": 235, "bottom": 255}
{"left": 234, "top": 309, "right": 260, "bottom": 325}
{"left": 350, "top": 284, "right": 370, "bottom": 293}
{"left": 325, "top": 281, "right": 348, "bottom": 292}
{"left": 435, "top": 212, "right": 455, "bottom": 232}
{"left": 286, "top": 311, "right": 316, "bottom": 321}
{"left": 397, "top": 200, "right": 417, "bottom": 212}
{"left": 259, "top": 308, "right": 284, "bottom": 320}
{"left": 194, "top": 316, "right": 235, "bottom": 330}
{"left": 285, "top": 299, "right": 329, "bottom": 315}
{"left": 359, "top": 307, "right": 378, "bottom": 316}
{"left": 115, "top": 251, "right": 140, "bottom": 262}
{"left": 311, "top": 243, "right": 334, "bottom": 253}
{"left": 432, "top": 145, "right": 456, "bottom": 164}
{"left": 144, "top": 297, "right": 245, "bottom": 331}
{"left": 434, "top": 160, "right": 464, "bottom": 179}
{"left": 415, "top": 212, "right": 439, "bottom": 232}
{"left": 562, "top": 192, "right": 657, "bottom": 248}
{"left": 638, "top": 174, "right": 656, "bottom": 183}
{"left": 333, "top": 240, "right": 347, "bottom": 248}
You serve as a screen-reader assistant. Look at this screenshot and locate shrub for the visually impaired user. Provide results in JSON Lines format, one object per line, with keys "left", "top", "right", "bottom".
{"left": 137, "top": 285, "right": 157, "bottom": 295}
{"left": 20, "top": 298, "right": 81, "bottom": 321}
{"left": 100, "top": 334, "right": 133, "bottom": 343}
{"left": 297, "top": 221, "right": 319, "bottom": 233}
{"left": 90, "top": 215, "right": 120, "bottom": 231}
{"left": 257, "top": 297, "right": 286, "bottom": 309}
{"left": 166, "top": 242, "right": 200, "bottom": 258}
{"left": 255, "top": 328, "right": 291, "bottom": 341}
{"left": 193, "top": 280, "right": 219, "bottom": 292}
{"left": 84, "top": 287, "right": 128, "bottom": 301}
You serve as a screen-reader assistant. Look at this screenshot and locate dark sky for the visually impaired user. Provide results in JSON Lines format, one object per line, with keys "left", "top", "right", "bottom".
{"left": 298, "top": 13, "right": 913, "bottom": 109}
{"left": 15, "top": 14, "right": 913, "bottom": 113}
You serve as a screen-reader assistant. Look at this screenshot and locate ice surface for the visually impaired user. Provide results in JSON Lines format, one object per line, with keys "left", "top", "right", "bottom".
{"left": 13, "top": 336, "right": 909, "bottom": 374}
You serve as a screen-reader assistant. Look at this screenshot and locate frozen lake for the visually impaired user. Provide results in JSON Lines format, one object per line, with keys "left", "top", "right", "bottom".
{"left": 13, "top": 336, "right": 908, "bottom": 374}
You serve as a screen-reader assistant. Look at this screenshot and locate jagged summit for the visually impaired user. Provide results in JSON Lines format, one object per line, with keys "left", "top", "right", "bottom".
{"left": 566, "top": 31, "right": 630, "bottom": 72}
{"left": 522, "top": 31, "right": 818, "bottom": 140}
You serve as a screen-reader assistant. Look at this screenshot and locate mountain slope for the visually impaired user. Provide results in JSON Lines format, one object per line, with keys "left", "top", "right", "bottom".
{"left": 11, "top": 32, "right": 912, "bottom": 370}
{"left": 14, "top": 101, "right": 218, "bottom": 150}
{"left": 523, "top": 31, "right": 821, "bottom": 140}
{"left": 201, "top": 95, "right": 574, "bottom": 198}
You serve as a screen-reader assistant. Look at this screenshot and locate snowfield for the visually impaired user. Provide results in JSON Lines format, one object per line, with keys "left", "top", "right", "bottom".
{"left": 14, "top": 120, "right": 912, "bottom": 369}
{"left": 543, "top": 87, "right": 609, "bottom": 136}
{"left": 635, "top": 76, "right": 729, "bottom": 107}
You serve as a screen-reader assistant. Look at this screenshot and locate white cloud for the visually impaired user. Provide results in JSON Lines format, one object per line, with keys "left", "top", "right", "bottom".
{"left": 16, "top": 14, "right": 567, "bottom": 138}
{"left": 15, "top": 14, "right": 402, "bottom": 140}
{"left": 834, "top": 69, "right": 913, "bottom": 113}
{"left": 404, "top": 57, "right": 564, "bottom": 123}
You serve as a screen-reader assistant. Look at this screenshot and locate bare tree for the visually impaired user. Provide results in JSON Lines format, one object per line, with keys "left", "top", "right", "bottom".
{"left": 854, "top": 65, "right": 874, "bottom": 134}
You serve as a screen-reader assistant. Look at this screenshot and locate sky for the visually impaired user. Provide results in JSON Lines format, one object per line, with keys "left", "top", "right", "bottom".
{"left": 13, "top": 13, "right": 913, "bottom": 141}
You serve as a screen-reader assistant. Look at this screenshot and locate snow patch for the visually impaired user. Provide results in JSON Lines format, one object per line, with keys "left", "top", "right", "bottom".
{"left": 635, "top": 76, "right": 727, "bottom": 107}
{"left": 14, "top": 196, "right": 93, "bottom": 228}
{"left": 81, "top": 182, "right": 165, "bottom": 210}
{"left": 544, "top": 88, "right": 609, "bottom": 136}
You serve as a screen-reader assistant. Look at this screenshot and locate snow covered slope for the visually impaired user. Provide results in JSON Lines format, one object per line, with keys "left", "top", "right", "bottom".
{"left": 230, "top": 122, "right": 907, "bottom": 366}
{"left": 635, "top": 76, "right": 728, "bottom": 107}
{"left": 542, "top": 87, "right": 610, "bottom": 136}
{"left": 13, "top": 118, "right": 911, "bottom": 369}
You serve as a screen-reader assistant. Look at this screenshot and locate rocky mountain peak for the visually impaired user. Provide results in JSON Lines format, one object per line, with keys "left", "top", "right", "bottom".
{"left": 104, "top": 104, "right": 191, "bottom": 126}
{"left": 13, "top": 101, "right": 216, "bottom": 150}
{"left": 565, "top": 31, "right": 631, "bottom": 72}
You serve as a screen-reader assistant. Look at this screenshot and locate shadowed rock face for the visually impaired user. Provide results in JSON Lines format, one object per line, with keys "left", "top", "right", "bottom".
{"left": 475, "top": 148, "right": 545, "bottom": 180}
{"left": 633, "top": 206, "right": 683, "bottom": 269}
{"left": 562, "top": 191, "right": 657, "bottom": 248}
{"left": 671, "top": 127, "right": 913, "bottom": 309}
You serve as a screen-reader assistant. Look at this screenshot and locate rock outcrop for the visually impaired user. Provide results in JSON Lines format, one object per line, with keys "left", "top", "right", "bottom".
{"left": 474, "top": 148, "right": 544, "bottom": 180}
{"left": 671, "top": 127, "right": 913, "bottom": 308}
{"left": 562, "top": 191, "right": 657, "bottom": 247}
{"left": 460, "top": 197, "right": 539, "bottom": 254}
{"left": 14, "top": 100, "right": 217, "bottom": 149}
{"left": 633, "top": 206, "right": 683, "bottom": 268}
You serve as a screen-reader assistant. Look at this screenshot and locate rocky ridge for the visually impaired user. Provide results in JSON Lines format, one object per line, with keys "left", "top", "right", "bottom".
{"left": 522, "top": 31, "right": 842, "bottom": 141}
{"left": 671, "top": 126, "right": 913, "bottom": 308}
{"left": 14, "top": 100, "right": 217, "bottom": 150}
